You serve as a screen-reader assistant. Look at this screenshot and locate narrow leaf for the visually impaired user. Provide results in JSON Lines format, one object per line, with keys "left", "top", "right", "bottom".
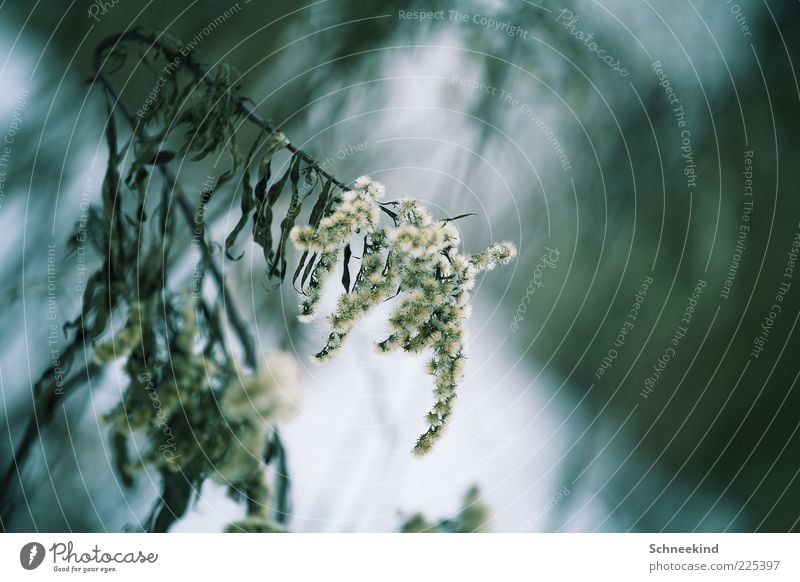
{"left": 150, "top": 150, "right": 176, "bottom": 165}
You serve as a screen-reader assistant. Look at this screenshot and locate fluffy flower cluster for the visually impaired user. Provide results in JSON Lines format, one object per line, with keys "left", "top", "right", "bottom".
{"left": 290, "top": 177, "right": 385, "bottom": 321}
{"left": 290, "top": 177, "right": 516, "bottom": 455}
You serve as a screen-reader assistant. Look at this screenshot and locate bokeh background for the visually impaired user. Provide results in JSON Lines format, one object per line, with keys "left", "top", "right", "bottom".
{"left": 1, "top": 0, "right": 799, "bottom": 532}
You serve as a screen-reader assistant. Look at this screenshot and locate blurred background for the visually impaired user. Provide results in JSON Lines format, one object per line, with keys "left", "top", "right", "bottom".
{"left": 1, "top": 0, "right": 799, "bottom": 532}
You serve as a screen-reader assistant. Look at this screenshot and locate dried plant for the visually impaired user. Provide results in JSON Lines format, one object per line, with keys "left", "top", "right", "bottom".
{"left": 0, "top": 28, "right": 515, "bottom": 531}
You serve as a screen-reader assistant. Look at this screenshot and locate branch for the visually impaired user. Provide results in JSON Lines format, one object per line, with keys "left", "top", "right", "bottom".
{"left": 0, "top": 357, "right": 101, "bottom": 528}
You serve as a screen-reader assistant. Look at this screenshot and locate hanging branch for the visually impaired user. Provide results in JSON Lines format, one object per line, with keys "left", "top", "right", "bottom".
{"left": 3, "top": 26, "right": 517, "bottom": 533}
